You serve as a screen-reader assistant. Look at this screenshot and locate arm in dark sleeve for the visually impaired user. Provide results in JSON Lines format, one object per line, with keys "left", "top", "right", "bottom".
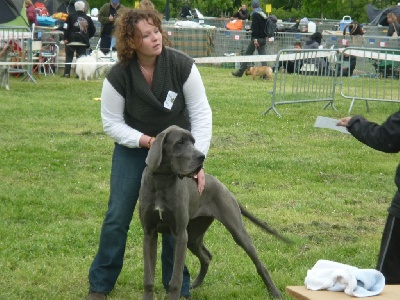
{"left": 88, "top": 18, "right": 96, "bottom": 39}
{"left": 387, "top": 23, "right": 395, "bottom": 36}
{"left": 239, "top": 9, "right": 249, "bottom": 20}
{"left": 98, "top": 5, "right": 111, "bottom": 25}
{"left": 347, "top": 111, "right": 400, "bottom": 153}
{"left": 64, "top": 16, "right": 72, "bottom": 41}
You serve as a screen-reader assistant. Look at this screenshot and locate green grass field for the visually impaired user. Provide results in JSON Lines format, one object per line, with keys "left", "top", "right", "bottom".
{"left": 1, "top": 67, "right": 399, "bottom": 299}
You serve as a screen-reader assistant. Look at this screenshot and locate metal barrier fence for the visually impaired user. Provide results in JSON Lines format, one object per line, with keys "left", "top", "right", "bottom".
{"left": 263, "top": 47, "right": 400, "bottom": 117}
{"left": 263, "top": 49, "right": 339, "bottom": 117}
{"left": 21, "top": 24, "right": 395, "bottom": 63}
{"left": 339, "top": 47, "right": 400, "bottom": 112}
{"left": 161, "top": 27, "right": 397, "bottom": 60}
{"left": 0, "top": 25, "right": 35, "bottom": 82}
{"left": 214, "top": 28, "right": 250, "bottom": 56}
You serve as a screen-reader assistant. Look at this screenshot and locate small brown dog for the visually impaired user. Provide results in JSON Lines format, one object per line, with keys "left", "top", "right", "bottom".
{"left": 245, "top": 66, "right": 273, "bottom": 80}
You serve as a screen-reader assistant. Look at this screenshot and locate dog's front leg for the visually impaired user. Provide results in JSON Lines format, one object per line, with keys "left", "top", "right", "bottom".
{"left": 143, "top": 229, "right": 158, "bottom": 300}
{"left": 168, "top": 231, "right": 188, "bottom": 300}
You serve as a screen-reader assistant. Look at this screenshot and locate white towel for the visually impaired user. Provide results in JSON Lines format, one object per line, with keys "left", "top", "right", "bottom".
{"left": 305, "top": 260, "right": 385, "bottom": 297}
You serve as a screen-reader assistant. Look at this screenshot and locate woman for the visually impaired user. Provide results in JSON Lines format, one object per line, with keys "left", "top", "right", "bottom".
{"left": 87, "top": 8, "right": 212, "bottom": 300}
{"left": 25, "top": 0, "right": 37, "bottom": 29}
{"left": 387, "top": 12, "right": 400, "bottom": 37}
{"left": 62, "top": 1, "right": 96, "bottom": 78}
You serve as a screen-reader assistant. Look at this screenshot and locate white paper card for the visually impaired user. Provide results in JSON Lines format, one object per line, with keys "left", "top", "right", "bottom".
{"left": 314, "top": 116, "right": 350, "bottom": 134}
{"left": 164, "top": 91, "right": 178, "bottom": 110}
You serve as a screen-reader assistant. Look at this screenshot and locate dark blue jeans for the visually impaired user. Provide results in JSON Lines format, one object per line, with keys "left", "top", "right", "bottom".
{"left": 100, "top": 34, "right": 115, "bottom": 55}
{"left": 88, "top": 143, "right": 191, "bottom": 296}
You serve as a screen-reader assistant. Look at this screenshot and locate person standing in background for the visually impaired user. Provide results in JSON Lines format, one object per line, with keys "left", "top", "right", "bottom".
{"left": 62, "top": 1, "right": 96, "bottom": 78}
{"left": 98, "top": 0, "right": 124, "bottom": 54}
{"left": 25, "top": 0, "right": 38, "bottom": 30}
{"left": 231, "top": 0, "right": 268, "bottom": 77}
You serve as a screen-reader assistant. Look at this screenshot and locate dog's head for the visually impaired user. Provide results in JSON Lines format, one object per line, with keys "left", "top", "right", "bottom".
{"left": 244, "top": 67, "right": 253, "bottom": 76}
{"left": 146, "top": 125, "right": 205, "bottom": 177}
{"left": 0, "top": 44, "right": 13, "bottom": 60}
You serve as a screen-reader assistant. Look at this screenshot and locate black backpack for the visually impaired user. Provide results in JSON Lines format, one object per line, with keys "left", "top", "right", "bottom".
{"left": 265, "top": 15, "right": 277, "bottom": 38}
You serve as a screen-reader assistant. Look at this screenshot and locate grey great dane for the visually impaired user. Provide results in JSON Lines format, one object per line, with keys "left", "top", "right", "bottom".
{"left": 139, "top": 125, "right": 289, "bottom": 300}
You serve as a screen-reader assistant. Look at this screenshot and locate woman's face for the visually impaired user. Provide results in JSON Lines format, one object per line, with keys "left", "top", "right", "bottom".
{"left": 388, "top": 16, "right": 393, "bottom": 23}
{"left": 135, "top": 19, "right": 162, "bottom": 59}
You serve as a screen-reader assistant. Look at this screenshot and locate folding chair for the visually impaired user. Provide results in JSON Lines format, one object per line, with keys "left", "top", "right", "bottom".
{"left": 93, "top": 38, "right": 117, "bottom": 78}
{"left": 2, "top": 24, "right": 37, "bottom": 84}
{"left": 30, "top": 41, "right": 42, "bottom": 78}
{"left": 39, "top": 43, "right": 59, "bottom": 76}
{"left": 8, "top": 41, "right": 37, "bottom": 83}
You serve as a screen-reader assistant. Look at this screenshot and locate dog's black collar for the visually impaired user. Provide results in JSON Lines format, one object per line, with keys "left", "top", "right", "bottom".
{"left": 151, "top": 171, "right": 186, "bottom": 180}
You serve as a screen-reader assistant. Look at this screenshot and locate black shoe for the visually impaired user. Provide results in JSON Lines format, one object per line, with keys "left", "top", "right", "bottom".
{"left": 232, "top": 71, "right": 243, "bottom": 77}
{"left": 61, "top": 74, "right": 70, "bottom": 78}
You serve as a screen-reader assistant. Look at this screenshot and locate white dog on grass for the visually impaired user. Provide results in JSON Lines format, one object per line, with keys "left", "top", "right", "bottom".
{"left": 92, "top": 49, "right": 117, "bottom": 78}
{"left": 75, "top": 50, "right": 116, "bottom": 80}
{"left": 75, "top": 52, "right": 97, "bottom": 81}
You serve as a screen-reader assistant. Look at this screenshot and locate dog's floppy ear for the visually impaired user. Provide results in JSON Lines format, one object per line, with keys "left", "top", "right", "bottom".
{"left": 146, "top": 131, "right": 168, "bottom": 172}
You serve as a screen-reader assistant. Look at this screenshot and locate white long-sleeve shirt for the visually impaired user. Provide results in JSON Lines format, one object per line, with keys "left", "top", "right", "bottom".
{"left": 101, "top": 64, "right": 212, "bottom": 155}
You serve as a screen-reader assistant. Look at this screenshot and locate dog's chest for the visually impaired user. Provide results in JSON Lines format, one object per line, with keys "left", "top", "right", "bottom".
{"left": 142, "top": 174, "right": 180, "bottom": 202}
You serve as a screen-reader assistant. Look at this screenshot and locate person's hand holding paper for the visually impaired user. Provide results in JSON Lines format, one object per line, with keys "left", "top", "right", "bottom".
{"left": 337, "top": 117, "right": 352, "bottom": 127}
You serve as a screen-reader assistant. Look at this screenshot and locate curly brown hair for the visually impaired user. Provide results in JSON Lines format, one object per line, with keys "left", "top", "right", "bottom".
{"left": 114, "top": 8, "right": 170, "bottom": 66}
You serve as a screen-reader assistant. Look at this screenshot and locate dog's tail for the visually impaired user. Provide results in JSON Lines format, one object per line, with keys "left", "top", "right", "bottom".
{"left": 239, "top": 203, "right": 293, "bottom": 244}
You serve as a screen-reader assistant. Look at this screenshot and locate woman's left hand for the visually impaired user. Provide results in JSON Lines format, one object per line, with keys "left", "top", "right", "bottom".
{"left": 193, "top": 168, "right": 205, "bottom": 195}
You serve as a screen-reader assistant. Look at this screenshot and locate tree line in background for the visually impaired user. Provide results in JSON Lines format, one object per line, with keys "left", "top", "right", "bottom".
{"left": 88, "top": 0, "right": 398, "bottom": 23}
